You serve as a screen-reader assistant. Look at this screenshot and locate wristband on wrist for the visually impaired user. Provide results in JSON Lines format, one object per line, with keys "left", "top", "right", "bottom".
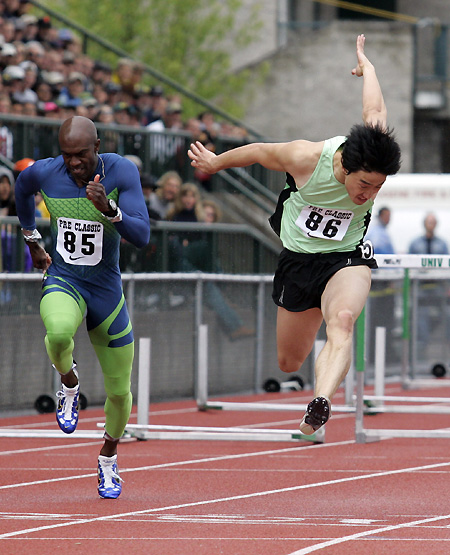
{"left": 22, "top": 228, "right": 42, "bottom": 243}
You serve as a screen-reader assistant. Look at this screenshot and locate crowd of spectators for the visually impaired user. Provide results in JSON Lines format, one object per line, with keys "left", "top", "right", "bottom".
{"left": 0, "top": 0, "right": 249, "bottom": 165}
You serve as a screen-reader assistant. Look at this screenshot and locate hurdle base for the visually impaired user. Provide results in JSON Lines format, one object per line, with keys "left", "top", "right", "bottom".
{"left": 356, "top": 427, "right": 450, "bottom": 443}
{"left": 124, "top": 424, "right": 325, "bottom": 443}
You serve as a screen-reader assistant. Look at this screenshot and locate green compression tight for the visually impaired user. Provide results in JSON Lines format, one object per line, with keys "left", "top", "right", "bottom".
{"left": 40, "top": 291, "right": 134, "bottom": 440}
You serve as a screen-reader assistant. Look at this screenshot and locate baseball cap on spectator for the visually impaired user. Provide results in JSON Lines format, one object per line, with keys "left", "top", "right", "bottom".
{"left": 14, "top": 158, "right": 35, "bottom": 172}
{"left": 113, "top": 101, "right": 129, "bottom": 113}
{"left": 150, "top": 85, "right": 163, "bottom": 97}
{"left": 42, "top": 101, "right": 59, "bottom": 113}
{"left": 62, "top": 51, "right": 75, "bottom": 64}
{"left": 3, "top": 65, "right": 25, "bottom": 82}
{"left": 14, "top": 18, "right": 25, "bottom": 31}
{"left": 21, "top": 14, "right": 38, "bottom": 26}
{"left": 105, "top": 82, "right": 121, "bottom": 94}
{"left": 82, "top": 97, "right": 98, "bottom": 108}
{"left": 2, "top": 44, "right": 17, "bottom": 57}
{"left": 68, "top": 71, "right": 84, "bottom": 84}
{"left": 93, "top": 60, "right": 112, "bottom": 73}
{"left": 38, "top": 17, "right": 52, "bottom": 29}
{"left": 166, "top": 101, "right": 182, "bottom": 114}
{"left": 41, "top": 70, "right": 65, "bottom": 86}
{"left": 124, "top": 155, "right": 143, "bottom": 172}
{"left": 42, "top": 71, "right": 64, "bottom": 86}
{"left": 58, "top": 29, "right": 74, "bottom": 42}
{"left": 20, "top": 61, "right": 38, "bottom": 73}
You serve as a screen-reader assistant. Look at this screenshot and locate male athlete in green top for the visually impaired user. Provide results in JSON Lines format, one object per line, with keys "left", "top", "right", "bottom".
{"left": 188, "top": 35, "right": 401, "bottom": 434}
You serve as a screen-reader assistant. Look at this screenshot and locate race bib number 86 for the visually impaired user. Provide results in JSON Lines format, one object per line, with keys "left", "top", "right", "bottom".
{"left": 295, "top": 205, "right": 354, "bottom": 241}
{"left": 56, "top": 217, "right": 103, "bottom": 266}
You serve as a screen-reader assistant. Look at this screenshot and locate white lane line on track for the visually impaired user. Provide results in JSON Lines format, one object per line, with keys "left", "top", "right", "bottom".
{"left": 0, "top": 441, "right": 104, "bottom": 456}
{"left": 0, "top": 440, "right": 354, "bottom": 490}
{"left": 0, "top": 446, "right": 450, "bottom": 539}
{"left": 285, "top": 513, "right": 450, "bottom": 554}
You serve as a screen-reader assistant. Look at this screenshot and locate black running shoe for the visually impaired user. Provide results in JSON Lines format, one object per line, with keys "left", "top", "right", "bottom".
{"left": 299, "top": 396, "right": 331, "bottom": 435}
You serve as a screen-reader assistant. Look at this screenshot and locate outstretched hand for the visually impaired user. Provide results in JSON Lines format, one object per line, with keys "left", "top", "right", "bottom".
{"left": 351, "top": 34, "right": 369, "bottom": 77}
{"left": 188, "top": 141, "right": 218, "bottom": 175}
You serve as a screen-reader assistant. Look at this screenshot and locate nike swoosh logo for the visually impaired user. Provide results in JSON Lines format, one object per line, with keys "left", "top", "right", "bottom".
{"left": 69, "top": 255, "right": 84, "bottom": 261}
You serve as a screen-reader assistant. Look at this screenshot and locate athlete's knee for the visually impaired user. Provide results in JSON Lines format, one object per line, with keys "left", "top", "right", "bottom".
{"left": 106, "top": 390, "right": 130, "bottom": 405}
{"left": 104, "top": 376, "right": 131, "bottom": 404}
{"left": 45, "top": 317, "right": 75, "bottom": 351}
{"left": 328, "top": 309, "right": 355, "bottom": 337}
{"left": 278, "top": 352, "right": 307, "bottom": 374}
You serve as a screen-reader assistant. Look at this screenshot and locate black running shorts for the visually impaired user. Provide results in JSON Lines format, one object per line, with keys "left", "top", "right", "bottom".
{"left": 272, "top": 247, "right": 378, "bottom": 312}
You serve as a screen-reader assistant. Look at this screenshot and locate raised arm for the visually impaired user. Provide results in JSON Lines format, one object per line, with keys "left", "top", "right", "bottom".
{"left": 352, "top": 34, "right": 387, "bottom": 128}
{"left": 188, "top": 139, "right": 318, "bottom": 179}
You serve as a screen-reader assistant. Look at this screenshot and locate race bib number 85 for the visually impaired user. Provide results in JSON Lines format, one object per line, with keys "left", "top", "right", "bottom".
{"left": 56, "top": 217, "right": 103, "bottom": 266}
{"left": 295, "top": 205, "right": 354, "bottom": 241}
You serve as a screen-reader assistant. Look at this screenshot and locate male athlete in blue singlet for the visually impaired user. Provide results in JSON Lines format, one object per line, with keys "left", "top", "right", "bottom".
{"left": 188, "top": 35, "right": 401, "bottom": 435}
{"left": 15, "top": 116, "right": 150, "bottom": 499}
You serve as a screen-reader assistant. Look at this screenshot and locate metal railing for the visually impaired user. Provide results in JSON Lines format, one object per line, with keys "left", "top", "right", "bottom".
{"left": 0, "top": 217, "right": 280, "bottom": 275}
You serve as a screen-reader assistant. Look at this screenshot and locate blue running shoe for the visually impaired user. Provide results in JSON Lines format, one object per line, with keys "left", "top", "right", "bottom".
{"left": 55, "top": 366, "right": 80, "bottom": 434}
{"left": 98, "top": 455, "right": 123, "bottom": 499}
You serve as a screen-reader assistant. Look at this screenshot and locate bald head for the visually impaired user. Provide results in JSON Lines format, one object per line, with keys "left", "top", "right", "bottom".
{"left": 59, "top": 116, "right": 101, "bottom": 187}
{"left": 59, "top": 116, "right": 98, "bottom": 146}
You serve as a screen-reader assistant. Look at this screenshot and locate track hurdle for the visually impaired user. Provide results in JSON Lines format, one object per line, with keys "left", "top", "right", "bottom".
{"left": 355, "top": 254, "right": 450, "bottom": 443}
{"left": 125, "top": 330, "right": 320, "bottom": 443}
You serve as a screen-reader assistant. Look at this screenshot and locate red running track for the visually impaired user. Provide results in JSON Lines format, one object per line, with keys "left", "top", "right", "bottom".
{"left": 0, "top": 384, "right": 449, "bottom": 554}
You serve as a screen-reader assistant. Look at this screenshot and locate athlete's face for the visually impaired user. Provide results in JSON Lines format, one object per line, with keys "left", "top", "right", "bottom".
{"left": 60, "top": 136, "right": 100, "bottom": 186}
{"left": 344, "top": 169, "right": 386, "bottom": 205}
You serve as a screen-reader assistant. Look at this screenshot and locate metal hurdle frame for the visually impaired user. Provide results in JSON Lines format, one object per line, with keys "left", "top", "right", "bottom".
{"left": 355, "top": 254, "right": 450, "bottom": 443}
{"left": 125, "top": 333, "right": 324, "bottom": 443}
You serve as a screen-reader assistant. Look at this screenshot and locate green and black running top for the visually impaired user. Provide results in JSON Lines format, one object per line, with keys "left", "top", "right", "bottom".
{"left": 269, "top": 136, "right": 373, "bottom": 254}
{"left": 15, "top": 153, "right": 150, "bottom": 282}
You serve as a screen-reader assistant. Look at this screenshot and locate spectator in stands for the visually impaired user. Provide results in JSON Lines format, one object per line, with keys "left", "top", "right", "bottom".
{"left": 113, "top": 101, "right": 131, "bottom": 126}
{"left": 144, "top": 85, "right": 166, "bottom": 125}
{"left": 20, "top": 59, "right": 38, "bottom": 89}
{"left": 5, "top": 63, "right": 37, "bottom": 104}
{"left": 146, "top": 170, "right": 181, "bottom": 221}
{"left": 40, "top": 101, "right": 61, "bottom": 119}
{"left": 409, "top": 213, "right": 450, "bottom": 355}
{"left": 112, "top": 57, "right": 136, "bottom": 96}
{"left": 186, "top": 117, "right": 216, "bottom": 191}
{"left": 366, "top": 206, "right": 395, "bottom": 253}
{"left": 409, "top": 212, "right": 449, "bottom": 255}
{"left": 202, "top": 198, "right": 222, "bottom": 224}
{"left": 198, "top": 110, "right": 220, "bottom": 140}
{"left": 0, "top": 166, "right": 15, "bottom": 215}
{"left": 0, "top": 42, "right": 18, "bottom": 69}
{"left": 82, "top": 96, "right": 98, "bottom": 121}
{"left": 0, "top": 163, "right": 32, "bottom": 274}
{"left": 35, "top": 79, "right": 54, "bottom": 106}
{"left": 91, "top": 60, "right": 113, "bottom": 86}
{"left": 41, "top": 50, "right": 64, "bottom": 76}
{"left": 21, "top": 100, "right": 37, "bottom": 116}
{"left": 57, "top": 70, "right": 87, "bottom": 108}
{"left": 1, "top": 19, "right": 16, "bottom": 44}
{"left": 147, "top": 101, "right": 184, "bottom": 166}
{"left": 36, "top": 16, "right": 54, "bottom": 48}
{"left": 167, "top": 182, "right": 254, "bottom": 340}
{"left": 60, "top": 50, "right": 76, "bottom": 79}
{"left": 0, "top": 92, "right": 13, "bottom": 159}
{"left": 23, "top": 40, "right": 45, "bottom": 68}
{"left": 20, "top": 14, "right": 39, "bottom": 43}
{"left": 365, "top": 206, "right": 398, "bottom": 362}
{"left": 96, "top": 103, "right": 114, "bottom": 124}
